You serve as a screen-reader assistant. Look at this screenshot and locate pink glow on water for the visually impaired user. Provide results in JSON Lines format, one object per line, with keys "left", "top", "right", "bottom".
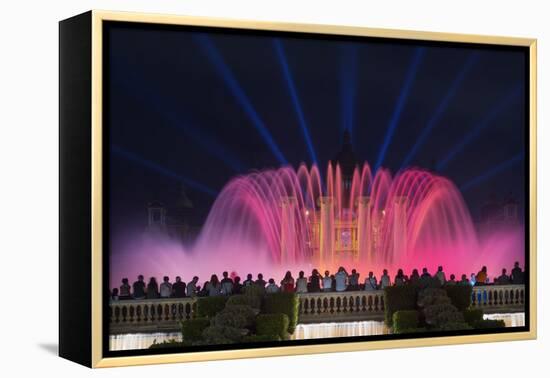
{"left": 110, "top": 162, "right": 524, "bottom": 288}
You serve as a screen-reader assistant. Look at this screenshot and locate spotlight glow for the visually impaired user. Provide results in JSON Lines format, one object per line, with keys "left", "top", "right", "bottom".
{"left": 401, "top": 53, "right": 479, "bottom": 169}
{"left": 375, "top": 47, "right": 426, "bottom": 172}
{"left": 194, "top": 34, "right": 288, "bottom": 165}
{"left": 111, "top": 145, "right": 217, "bottom": 197}
{"left": 437, "top": 85, "right": 522, "bottom": 171}
{"left": 273, "top": 39, "right": 318, "bottom": 165}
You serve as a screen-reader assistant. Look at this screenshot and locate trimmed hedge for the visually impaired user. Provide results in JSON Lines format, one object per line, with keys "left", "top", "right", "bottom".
{"left": 444, "top": 285, "right": 473, "bottom": 311}
{"left": 262, "top": 292, "right": 299, "bottom": 333}
{"left": 212, "top": 305, "right": 256, "bottom": 329}
{"left": 181, "top": 317, "right": 210, "bottom": 344}
{"left": 423, "top": 303, "right": 460, "bottom": 326}
{"left": 201, "top": 325, "right": 246, "bottom": 344}
{"left": 226, "top": 294, "right": 262, "bottom": 310}
{"left": 463, "top": 308, "right": 483, "bottom": 327}
{"left": 255, "top": 313, "right": 289, "bottom": 340}
{"left": 473, "top": 319, "right": 506, "bottom": 329}
{"left": 436, "top": 321, "right": 472, "bottom": 331}
{"left": 149, "top": 339, "right": 183, "bottom": 349}
{"left": 417, "top": 288, "right": 450, "bottom": 307}
{"left": 393, "top": 310, "right": 419, "bottom": 334}
{"left": 242, "top": 284, "right": 265, "bottom": 297}
{"left": 196, "top": 296, "right": 229, "bottom": 318}
{"left": 384, "top": 285, "right": 418, "bottom": 326}
{"left": 242, "top": 334, "right": 281, "bottom": 343}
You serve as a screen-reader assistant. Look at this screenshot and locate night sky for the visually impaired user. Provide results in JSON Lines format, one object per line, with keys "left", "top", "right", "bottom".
{"left": 106, "top": 22, "right": 527, "bottom": 233}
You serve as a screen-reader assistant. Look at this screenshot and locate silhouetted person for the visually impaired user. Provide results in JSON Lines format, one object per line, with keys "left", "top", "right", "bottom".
{"left": 207, "top": 274, "right": 221, "bottom": 296}
{"left": 173, "top": 276, "right": 186, "bottom": 297}
{"left": 243, "top": 273, "right": 254, "bottom": 287}
{"left": 349, "top": 269, "right": 360, "bottom": 291}
{"left": 309, "top": 269, "right": 321, "bottom": 292}
{"left": 380, "top": 269, "right": 391, "bottom": 289}
{"left": 421, "top": 267, "right": 431, "bottom": 278}
{"left": 459, "top": 274, "right": 470, "bottom": 286}
{"left": 476, "top": 266, "right": 488, "bottom": 286}
{"left": 435, "top": 266, "right": 446, "bottom": 286}
{"left": 198, "top": 281, "right": 209, "bottom": 297}
{"left": 281, "top": 271, "right": 295, "bottom": 293}
{"left": 511, "top": 262, "right": 524, "bottom": 284}
{"left": 296, "top": 271, "right": 308, "bottom": 293}
{"left": 364, "top": 271, "right": 377, "bottom": 291}
{"left": 111, "top": 288, "right": 119, "bottom": 301}
{"left": 322, "top": 270, "right": 333, "bottom": 292}
{"left": 119, "top": 278, "right": 131, "bottom": 300}
{"left": 334, "top": 267, "right": 348, "bottom": 292}
{"left": 146, "top": 277, "right": 159, "bottom": 299}
{"left": 187, "top": 276, "right": 199, "bottom": 297}
{"left": 160, "top": 276, "right": 172, "bottom": 298}
{"left": 221, "top": 271, "right": 234, "bottom": 295}
{"left": 446, "top": 274, "right": 457, "bottom": 286}
{"left": 409, "top": 269, "right": 420, "bottom": 285}
{"left": 233, "top": 276, "right": 243, "bottom": 294}
{"left": 255, "top": 273, "right": 267, "bottom": 288}
{"left": 496, "top": 268, "right": 511, "bottom": 285}
{"left": 266, "top": 278, "right": 280, "bottom": 293}
{"left": 394, "top": 269, "right": 406, "bottom": 286}
{"left": 132, "top": 275, "right": 146, "bottom": 299}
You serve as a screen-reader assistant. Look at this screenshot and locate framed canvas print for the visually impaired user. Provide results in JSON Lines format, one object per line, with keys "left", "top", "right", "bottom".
{"left": 59, "top": 10, "right": 537, "bottom": 368}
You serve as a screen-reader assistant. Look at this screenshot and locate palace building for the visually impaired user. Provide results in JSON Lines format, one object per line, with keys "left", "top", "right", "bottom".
{"left": 280, "top": 131, "right": 408, "bottom": 265}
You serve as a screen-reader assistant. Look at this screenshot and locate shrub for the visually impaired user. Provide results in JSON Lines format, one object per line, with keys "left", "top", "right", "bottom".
{"left": 384, "top": 285, "right": 418, "bottom": 326}
{"left": 242, "top": 284, "right": 265, "bottom": 297}
{"left": 149, "top": 339, "right": 183, "bottom": 349}
{"left": 417, "top": 288, "right": 449, "bottom": 307}
{"left": 226, "top": 294, "right": 262, "bottom": 310}
{"left": 473, "top": 319, "right": 506, "bottom": 329}
{"left": 444, "top": 285, "right": 473, "bottom": 311}
{"left": 201, "top": 325, "right": 247, "bottom": 344}
{"left": 423, "top": 303, "right": 459, "bottom": 326}
{"left": 212, "top": 305, "right": 256, "bottom": 329}
{"left": 396, "top": 327, "right": 428, "bottom": 334}
{"left": 463, "top": 308, "right": 484, "bottom": 327}
{"left": 393, "top": 310, "right": 420, "bottom": 333}
{"left": 419, "top": 276, "right": 442, "bottom": 289}
{"left": 256, "top": 313, "right": 290, "bottom": 340}
{"left": 436, "top": 321, "right": 473, "bottom": 331}
{"left": 242, "top": 334, "right": 281, "bottom": 343}
{"left": 196, "top": 296, "right": 228, "bottom": 318}
{"left": 181, "top": 317, "right": 210, "bottom": 344}
{"left": 262, "top": 292, "right": 299, "bottom": 333}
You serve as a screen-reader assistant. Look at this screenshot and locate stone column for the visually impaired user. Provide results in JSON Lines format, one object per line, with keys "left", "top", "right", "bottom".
{"left": 318, "top": 196, "right": 334, "bottom": 266}
{"left": 356, "top": 196, "right": 372, "bottom": 263}
{"left": 280, "top": 196, "right": 298, "bottom": 265}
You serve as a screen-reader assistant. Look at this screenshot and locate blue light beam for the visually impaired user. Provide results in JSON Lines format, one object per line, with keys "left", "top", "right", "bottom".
{"left": 194, "top": 34, "right": 288, "bottom": 165}
{"left": 340, "top": 44, "right": 358, "bottom": 137}
{"left": 111, "top": 145, "right": 217, "bottom": 197}
{"left": 110, "top": 61, "right": 246, "bottom": 173}
{"left": 374, "top": 47, "right": 426, "bottom": 172}
{"left": 436, "top": 84, "right": 522, "bottom": 171}
{"left": 273, "top": 38, "right": 318, "bottom": 165}
{"left": 460, "top": 153, "right": 523, "bottom": 192}
{"left": 400, "top": 53, "right": 479, "bottom": 169}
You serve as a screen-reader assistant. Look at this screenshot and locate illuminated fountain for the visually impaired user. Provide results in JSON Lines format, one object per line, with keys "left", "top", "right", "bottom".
{"left": 111, "top": 162, "right": 523, "bottom": 287}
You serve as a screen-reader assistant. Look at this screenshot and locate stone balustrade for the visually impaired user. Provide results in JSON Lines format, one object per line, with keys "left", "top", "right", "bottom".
{"left": 471, "top": 284, "right": 525, "bottom": 313}
{"left": 110, "top": 297, "right": 197, "bottom": 334}
{"left": 297, "top": 290, "right": 386, "bottom": 323}
{"left": 108, "top": 284, "right": 525, "bottom": 333}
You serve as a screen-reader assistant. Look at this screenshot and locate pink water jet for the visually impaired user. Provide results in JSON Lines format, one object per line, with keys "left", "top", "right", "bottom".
{"left": 110, "top": 161, "right": 524, "bottom": 287}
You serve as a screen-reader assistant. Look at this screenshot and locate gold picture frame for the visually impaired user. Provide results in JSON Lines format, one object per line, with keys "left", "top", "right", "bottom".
{"left": 59, "top": 9, "right": 537, "bottom": 368}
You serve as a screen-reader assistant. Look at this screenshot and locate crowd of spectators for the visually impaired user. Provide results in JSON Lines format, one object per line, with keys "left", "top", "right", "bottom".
{"left": 110, "top": 262, "right": 525, "bottom": 301}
